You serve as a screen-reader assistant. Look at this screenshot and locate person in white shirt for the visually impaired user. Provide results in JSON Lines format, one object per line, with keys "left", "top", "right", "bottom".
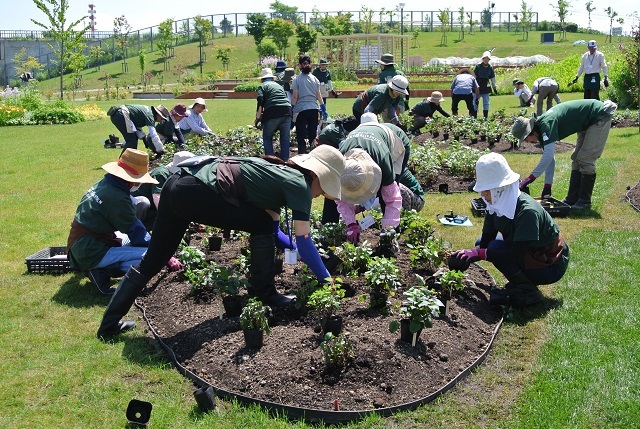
{"left": 178, "top": 97, "right": 216, "bottom": 138}
{"left": 570, "top": 40, "right": 608, "bottom": 100}
{"left": 527, "top": 77, "right": 561, "bottom": 116}
{"left": 512, "top": 79, "right": 534, "bottom": 107}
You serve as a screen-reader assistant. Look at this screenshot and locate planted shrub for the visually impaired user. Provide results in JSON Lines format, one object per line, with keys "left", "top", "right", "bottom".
{"left": 389, "top": 275, "right": 442, "bottom": 334}
{"left": 334, "top": 241, "right": 373, "bottom": 276}
{"left": 240, "top": 297, "right": 271, "bottom": 333}
{"left": 320, "top": 332, "right": 355, "bottom": 370}
{"left": 307, "top": 281, "right": 345, "bottom": 320}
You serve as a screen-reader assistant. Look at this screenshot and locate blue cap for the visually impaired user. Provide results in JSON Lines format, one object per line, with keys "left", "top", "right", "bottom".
{"left": 275, "top": 60, "right": 287, "bottom": 70}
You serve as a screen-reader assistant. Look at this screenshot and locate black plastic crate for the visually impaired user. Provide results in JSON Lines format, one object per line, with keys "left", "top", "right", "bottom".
{"left": 470, "top": 198, "right": 486, "bottom": 217}
{"left": 25, "top": 246, "right": 74, "bottom": 274}
{"left": 535, "top": 197, "right": 571, "bottom": 217}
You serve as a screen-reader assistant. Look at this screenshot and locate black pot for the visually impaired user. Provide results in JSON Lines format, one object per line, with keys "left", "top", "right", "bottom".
{"left": 208, "top": 236, "right": 222, "bottom": 251}
{"left": 321, "top": 315, "right": 343, "bottom": 336}
{"left": 470, "top": 138, "right": 478, "bottom": 144}
{"left": 340, "top": 281, "right": 356, "bottom": 298}
{"left": 480, "top": 135, "right": 486, "bottom": 141}
{"left": 442, "top": 133, "right": 449, "bottom": 140}
{"left": 370, "top": 291, "right": 388, "bottom": 310}
{"left": 193, "top": 386, "right": 216, "bottom": 412}
{"left": 222, "top": 295, "right": 243, "bottom": 317}
{"left": 438, "top": 183, "right": 449, "bottom": 194}
{"left": 243, "top": 329, "right": 264, "bottom": 348}
{"left": 432, "top": 130, "right": 440, "bottom": 138}
{"left": 322, "top": 252, "right": 343, "bottom": 275}
{"left": 400, "top": 319, "right": 422, "bottom": 345}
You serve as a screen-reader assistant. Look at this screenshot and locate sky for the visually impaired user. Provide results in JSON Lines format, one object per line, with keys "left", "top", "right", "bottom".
{"left": 1, "top": 0, "right": 637, "bottom": 35}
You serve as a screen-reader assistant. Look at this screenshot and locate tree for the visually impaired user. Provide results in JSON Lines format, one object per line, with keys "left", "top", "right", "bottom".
{"left": 457, "top": 7, "right": 465, "bottom": 40}
{"left": 265, "top": 18, "right": 295, "bottom": 58}
{"left": 269, "top": 0, "right": 299, "bottom": 23}
{"left": 193, "top": 15, "right": 213, "bottom": 46}
{"left": 113, "top": 15, "right": 132, "bottom": 72}
{"left": 519, "top": 0, "right": 534, "bottom": 41}
{"left": 12, "top": 47, "right": 45, "bottom": 81}
{"left": 215, "top": 46, "right": 234, "bottom": 71}
{"left": 585, "top": 1, "right": 596, "bottom": 30}
{"left": 550, "top": 0, "right": 571, "bottom": 40}
{"left": 466, "top": 12, "right": 477, "bottom": 34}
{"left": 318, "top": 12, "right": 353, "bottom": 36}
{"left": 295, "top": 23, "right": 317, "bottom": 55}
{"left": 246, "top": 13, "right": 268, "bottom": 52}
{"left": 157, "top": 18, "right": 174, "bottom": 68}
{"left": 89, "top": 45, "right": 104, "bottom": 71}
{"left": 67, "top": 42, "right": 87, "bottom": 92}
{"left": 438, "top": 9, "right": 450, "bottom": 46}
{"left": 359, "top": 6, "right": 376, "bottom": 35}
{"left": 219, "top": 17, "right": 234, "bottom": 36}
{"left": 604, "top": 7, "right": 618, "bottom": 43}
{"left": 31, "top": 0, "right": 89, "bottom": 98}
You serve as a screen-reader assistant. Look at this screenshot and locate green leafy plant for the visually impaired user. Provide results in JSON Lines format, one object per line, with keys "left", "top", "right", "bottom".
{"left": 316, "top": 222, "right": 346, "bottom": 248}
{"left": 334, "top": 241, "right": 373, "bottom": 276}
{"left": 213, "top": 266, "right": 247, "bottom": 296}
{"left": 437, "top": 269, "right": 466, "bottom": 299}
{"left": 407, "top": 236, "right": 447, "bottom": 270}
{"left": 400, "top": 211, "right": 435, "bottom": 247}
{"left": 184, "top": 261, "right": 219, "bottom": 296}
{"left": 320, "top": 332, "right": 355, "bottom": 370}
{"left": 363, "top": 256, "right": 401, "bottom": 309}
{"left": 240, "top": 298, "right": 271, "bottom": 334}
{"left": 389, "top": 275, "right": 443, "bottom": 334}
{"left": 307, "top": 280, "right": 345, "bottom": 320}
{"left": 294, "top": 266, "right": 322, "bottom": 309}
{"left": 178, "top": 246, "right": 207, "bottom": 270}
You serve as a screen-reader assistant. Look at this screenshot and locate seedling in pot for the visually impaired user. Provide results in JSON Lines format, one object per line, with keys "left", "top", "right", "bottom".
{"left": 435, "top": 268, "right": 466, "bottom": 317}
{"left": 320, "top": 332, "right": 355, "bottom": 371}
{"left": 307, "top": 280, "right": 346, "bottom": 335}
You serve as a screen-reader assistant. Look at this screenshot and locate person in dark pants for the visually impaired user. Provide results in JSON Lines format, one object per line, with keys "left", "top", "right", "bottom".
{"left": 473, "top": 51, "right": 498, "bottom": 119}
{"left": 291, "top": 55, "right": 326, "bottom": 154}
{"left": 155, "top": 103, "right": 189, "bottom": 150}
{"left": 312, "top": 58, "right": 339, "bottom": 106}
{"left": 450, "top": 69, "right": 479, "bottom": 117}
{"left": 511, "top": 99, "right": 617, "bottom": 209}
{"left": 408, "top": 91, "right": 450, "bottom": 134}
{"left": 255, "top": 67, "right": 292, "bottom": 161}
{"left": 109, "top": 104, "right": 168, "bottom": 156}
{"left": 571, "top": 40, "right": 608, "bottom": 100}
{"left": 449, "top": 153, "right": 570, "bottom": 307}
{"left": 96, "top": 145, "right": 346, "bottom": 339}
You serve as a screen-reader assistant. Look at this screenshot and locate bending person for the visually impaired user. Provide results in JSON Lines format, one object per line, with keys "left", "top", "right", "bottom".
{"left": 97, "top": 145, "right": 345, "bottom": 339}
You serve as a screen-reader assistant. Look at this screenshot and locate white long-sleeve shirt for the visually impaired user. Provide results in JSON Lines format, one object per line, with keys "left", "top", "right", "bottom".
{"left": 576, "top": 50, "right": 608, "bottom": 77}
{"left": 178, "top": 110, "right": 213, "bottom": 136}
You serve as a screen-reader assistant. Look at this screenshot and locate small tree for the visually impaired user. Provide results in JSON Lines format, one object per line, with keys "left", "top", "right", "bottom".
{"left": 458, "top": 7, "right": 465, "bottom": 41}
{"left": 215, "top": 46, "right": 234, "bottom": 71}
{"left": 551, "top": 0, "right": 571, "bottom": 41}
{"left": 438, "top": 9, "right": 450, "bottom": 46}
{"left": 157, "top": 18, "right": 174, "bottom": 70}
{"left": 519, "top": 0, "right": 534, "bottom": 41}
{"left": 89, "top": 45, "right": 104, "bottom": 71}
{"left": 246, "top": 13, "right": 268, "bottom": 59}
{"left": 12, "top": 47, "right": 44, "bottom": 82}
{"left": 265, "top": 18, "right": 295, "bottom": 58}
{"left": 113, "top": 15, "right": 132, "bottom": 72}
{"left": 604, "top": 7, "right": 618, "bottom": 43}
{"left": 585, "top": 1, "right": 596, "bottom": 30}
{"left": 359, "top": 6, "right": 376, "bottom": 35}
{"left": 193, "top": 15, "right": 213, "bottom": 47}
{"left": 295, "top": 23, "right": 317, "bottom": 55}
{"left": 219, "top": 17, "right": 234, "bottom": 36}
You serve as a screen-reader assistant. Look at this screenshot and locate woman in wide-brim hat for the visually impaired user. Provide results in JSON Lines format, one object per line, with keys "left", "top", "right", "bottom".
{"left": 449, "top": 152, "right": 570, "bottom": 308}
{"left": 97, "top": 145, "right": 347, "bottom": 339}
{"left": 66, "top": 149, "right": 160, "bottom": 296}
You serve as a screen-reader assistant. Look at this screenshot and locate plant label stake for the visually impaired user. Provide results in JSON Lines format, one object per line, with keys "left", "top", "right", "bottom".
{"left": 445, "top": 300, "right": 450, "bottom": 317}
{"left": 358, "top": 215, "right": 375, "bottom": 230}
{"left": 412, "top": 332, "right": 417, "bottom": 347}
{"left": 219, "top": 304, "right": 224, "bottom": 320}
{"left": 333, "top": 399, "right": 339, "bottom": 411}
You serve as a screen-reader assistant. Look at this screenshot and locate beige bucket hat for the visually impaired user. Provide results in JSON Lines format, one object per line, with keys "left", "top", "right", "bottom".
{"left": 291, "top": 145, "right": 345, "bottom": 200}
{"left": 340, "top": 148, "right": 382, "bottom": 204}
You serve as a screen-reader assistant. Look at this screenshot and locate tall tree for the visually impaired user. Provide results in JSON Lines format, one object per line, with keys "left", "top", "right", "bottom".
{"left": 585, "top": 1, "right": 596, "bottom": 30}
{"left": 604, "top": 7, "right": 618, "bottom": 43}
{"left": 265, "top": 18, "right": 295, "bottom": 58}
{"left": 438, "top": 9, "right": 450, "bottom": 46}
{"left": 113, "top": 15, "right": 132, "bottom": 72}
{"left": 458, "top": 7, "right": 465, "bottom": 41}
{"left": 319, "top": 12, "right": 353, "bottom": 36}
{"left": 31, "top": 0, "right": 89, "bottom": 98}
{"left": 520, "top": 0, "right": 533, "bottom": 41}
{"left": 295, "top": 23, "right": 317, "bottom": 55}
{"left": 193, "top": 15, "right": 213, "bottom": 46}
{"left": 157, "top": 18, "right": 174, "bottom": 69}
{"left": 269, "top": 1, "right": 299, "bottom": 23}
{"left": 246, "top": 13, "right": 268, "bottom": 56}
{"left": 550, "top": 0, "right": 571, "bottom": 40}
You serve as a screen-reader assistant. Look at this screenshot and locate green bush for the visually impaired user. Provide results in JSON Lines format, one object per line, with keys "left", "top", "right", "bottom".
{"left": 234, "top": 81, "right": 261, "bottom": 92}
{"left": 30, "top": 101, "right": 85, "bottom": 125}
{"left": 257, "top": 40, "right": 278, "bottom": 58}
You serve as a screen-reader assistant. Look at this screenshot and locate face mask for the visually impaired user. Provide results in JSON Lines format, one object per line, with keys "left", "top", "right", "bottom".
{"left": 130, "top": 185, "right": 140, "bottom": 192}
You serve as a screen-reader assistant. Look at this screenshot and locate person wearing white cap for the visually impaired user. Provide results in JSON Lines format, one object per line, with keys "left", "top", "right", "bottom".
{"left": 66, "top": 149, "right": 178, "bottom": 295}
{"left": 132, "top": 151, "right": 195, "bottom": 230}
{"left": 449, "top": 153, "right": 569, "bottom": 307}
{"left": 473, "top": 50, "right": 498, "bottom": 119}
{"left": 97, "top": 145, "right": 346, "bottom": 339}
{"left": 178, "top": 97, "right": 216, "bottom": 138}
{"left": 256, "top": 67, "right": 293, "bottom": 161}
{"left": 408, "top": 91, "right": 450, "bottom": 134}
{"left": 352, "top": 75, "right": 410, "bottom": 126}
{"left": 570, "top": 39, "right": 608, "bottom": 100}
{"left": 330, "top": 113, "right": 411, "bottom": 247}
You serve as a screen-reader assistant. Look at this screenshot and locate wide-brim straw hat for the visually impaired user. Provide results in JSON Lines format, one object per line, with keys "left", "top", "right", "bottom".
{"left": 290, "top": 145, "right": 344, "bottom": 200}
{"left": 102, "top": 148, "right": 159, "bottom": 184}
{"left": 427, "top": 91, "right": 445, "bottom": 103}
{"left": 165, "top": 151, "right": 195, "bottom": 174}
{"left": 473, "top": 153, "right": 520, "bottom": 192}
{"left": 189, "top": 97, "right": 208, "bottom": 111}
{"left": 511, "top": 114, "right": 536, "bottom": 146}
{"left": 340, "top": 148, "right": 382, "bottom": 204}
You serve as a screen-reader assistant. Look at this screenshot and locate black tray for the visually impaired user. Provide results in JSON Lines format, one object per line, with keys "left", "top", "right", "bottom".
{"left": 25, "top": 246, "right": 74, "bottom": 274}
{"left": 470, "top": 198, "right": 486, "bottom": 217}
{"left": 535, "top": 197, "right": 571, "bottom": 217}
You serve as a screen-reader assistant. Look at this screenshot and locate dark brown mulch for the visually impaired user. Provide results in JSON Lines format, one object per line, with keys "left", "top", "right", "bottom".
{"left": 626, "top": 182, "right": 640, "bottom": 211}
{"left": 137, "top": 228, "right": 503, "bottom": 412}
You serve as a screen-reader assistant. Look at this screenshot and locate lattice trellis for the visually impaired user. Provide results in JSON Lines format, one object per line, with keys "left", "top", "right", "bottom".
{"left": 317, "top": 34, "right": 411, "bottom": 72}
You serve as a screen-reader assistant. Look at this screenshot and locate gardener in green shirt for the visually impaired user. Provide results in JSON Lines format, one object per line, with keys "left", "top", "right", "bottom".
{"left": 408, "top": 91, "right": 450, "bottom": 135}
{"left": 511, "top": 99, "right": 617, "bottom": 209}
{"left": 255, "top": 67, "right": 292, "bottom": 160}
{"left": 352, "top": 75, "right": 409, "bottom": 126}
{"left": 97, "top": 145, "right": 346, "bottom": 339}
{"left": 473, "top": 51, "right": 498, "bottom": 120}
{"left": 376, "top": 53, "right": 409, "bottom": 114}
{"left": 449, "top": 153, "right": 570, "bottom": 307}
{"left": 154, "top": 103, "right": 188, "bottom": 151}
{"left": 109, "top": 104, "right": 168, "bottom": 156}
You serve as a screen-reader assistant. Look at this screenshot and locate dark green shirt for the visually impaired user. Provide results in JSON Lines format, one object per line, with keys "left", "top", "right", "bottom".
{"left": 377, "top": 67, "right": 405, "bottom": 84}
{"left": 353, "top": 84, "right": 403, "bottom": 116}
{"left": 122, "top": 104, "right": 156, "bottom": 129}
{"left": 536, "top": 99, "right": 606, "bottom": 147}
{"left": 317, "top": 122, "right": 345, "bottom": 149}
{"left": 312, "top": 67, "right": 332, "bottom": 84}
{"left": 473, "top": 63, "right": 495, "bottom": 94}
{"left": 190, "top": 157, "right": 312, "bottom": 221}
{"left": 340, "top": 126, "right": 397, "bottom": 187}
{"left": 399, "top": 169, "right": 424, "bottom": 199}
{"left": 257, "top": 80, "right": 292, "bottom": 121}
{"left": 131, "top": 166, "right": 173, "bottom": 209}
{"left": 411, "top": 100, "right": 450, "bottom": 118}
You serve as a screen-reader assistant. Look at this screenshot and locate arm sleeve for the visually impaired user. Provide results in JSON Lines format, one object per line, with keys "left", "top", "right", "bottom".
{"left": 174, "top": 127, "right": 186, "bottom": 146}
{"left": 531, "top": 142, "right": 556, "bottom": 179}
{"left": 336, "top": 200, "right": 357, "bottom": 226}
{"left": 296, "top": 234, "right": 331, "bottom": 281}
{"left": 126, "top": 219, "right": 151, "bottom": 247}
{"left": 380, "top": 182, "right": 402, "bottom": 229}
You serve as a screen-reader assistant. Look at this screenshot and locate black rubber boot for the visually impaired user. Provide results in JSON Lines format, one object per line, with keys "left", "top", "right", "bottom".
{"left": 541, "top": 185, "right": 552, "bottom": 199}
{"left": 247, "top": 234, "right": 293, "bottom": 307}
{"left": 86, "top": 263, "right": 126, "bottom": 295}
{"left": 562, "top": 170, "right": 582, "bottom": 206}
{"left": 571, "top": 173, "right": 596, "bottom": 210}
{"left": 504, "top": 271, "right": 544, "bottom": 307}
{"left": 97, "top": 266, "right": 150, "bottom": 339}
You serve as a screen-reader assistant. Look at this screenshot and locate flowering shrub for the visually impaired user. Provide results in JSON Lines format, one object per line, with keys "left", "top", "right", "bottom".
{"left": 76, "top": 104, "right": 107, "bottom": 121}
{"left": 259, "top": 56, "right": 281, "bottom": 69}
{"left": 0, "top": 105, "right": 26, "bottom": 126}
{"left": 0, "top": 86, "right": 21, "bottom": 99}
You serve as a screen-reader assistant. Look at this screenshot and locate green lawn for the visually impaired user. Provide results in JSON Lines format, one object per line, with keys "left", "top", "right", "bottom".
{"left": 1, "top": 95, "right": 639, "bottom": 427}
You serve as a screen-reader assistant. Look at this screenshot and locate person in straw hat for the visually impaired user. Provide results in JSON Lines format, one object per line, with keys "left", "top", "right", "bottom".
{"left": 352, "top": 75, "right": 410, "bottom": 127}
{"left": 255, "top": 67, "right": 293, "bottom": 161}
{"left": 325, "top": 113, "right": 410, "bottom": 248}
{"left": 408, "top": 91, "right": 450, "bottom": 135}
{"left": 67, "top": 149, "right": 179, "bottom": 295}
{"left": 178, "top": 97, "right": 216, "bottom": 138}
{"left": 97, "top": 145, "right": 346, "bottom": 339}
{"left": 108, "top": 104, "right": 168, "bottom": 156}
{"left": 449, "top": 153, "right": 569, "bottom": 307}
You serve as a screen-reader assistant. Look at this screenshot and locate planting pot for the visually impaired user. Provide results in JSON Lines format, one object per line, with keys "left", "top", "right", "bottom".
{"left": 470, "top": 138, "right": 478, "bottom": 144}
{"left": 442, "top": 133, "right": 449, "bottom": 140}
{"left": 321, "top": 315, "right": 343, "bottom": 336}
{"left": 322, "top": 252, "right": 343, "bottom": 275}
{"left": 243, "top": 328, "right": 264, "bottom": 348}
{"left": 193, "top": 386, "right": 216, "bottom": 411}
{"left": 400, "top": 319, "right": 422, "bottom": 345}
{"left": 222, "top": 295, "right": 243, "bottom": 317}
{"left": 438, "top": 183, "right": 449, "bottom": 194}
{"left": 370, "top": 291, "right": 388, "bottom": 309}
{"left": 480, "top": 135, "right": 486, "bottom": 141}
{"left": 208, "top": 236, "right": 222, "bottom": 251}
{"left": 432, "top": 130, "right": 440, "bottom": 138}
{"left": 339, "top": 281, "right": 356, "bottom": 298}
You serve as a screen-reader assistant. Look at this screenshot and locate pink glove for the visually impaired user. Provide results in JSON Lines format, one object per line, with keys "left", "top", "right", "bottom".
{"left": 448, "top": 248, "right": 487, "bottom": 271}
{"left": 519, "top": 174, "right": 536, "bottom": 190}
{"left": 346, "top": 223, "right": 360, "bottom": 245}
{"left": 166, "top": 257, "right": 183, "bottom": 272}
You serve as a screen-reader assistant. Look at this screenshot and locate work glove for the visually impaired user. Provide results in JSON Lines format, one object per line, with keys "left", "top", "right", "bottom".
{"left": 570, "top": 77, "right": 578, "bottom": 86}
{"left": 319, "top": 103, "right": 328, "bottom": 120}
{"left": 346, "top": 223, "right": 360, "bottom": 245}
{"left": 254, "top": 118, "right": 262, "bottom": 130}
{"left": 603, "top": 77, "right": 609, "bottom": 88}
{"left": 519, "top": 174, "right": 536, "bottom": 191}
{"left": 331, "top": 90, "right": 341, "bottom": 98}
{"left": 448, "top": 248, "right": 487, "bottom": 272}
{"left": 166, "top": 257, "right": 183, "bottom": 272}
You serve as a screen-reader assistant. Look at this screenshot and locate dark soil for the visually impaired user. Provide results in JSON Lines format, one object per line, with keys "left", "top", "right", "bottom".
{"left": 626, "top": 182, "right": 640, "bottom": 211}
{"left": 137, "top": 228, "right": 503, "bottom": 412}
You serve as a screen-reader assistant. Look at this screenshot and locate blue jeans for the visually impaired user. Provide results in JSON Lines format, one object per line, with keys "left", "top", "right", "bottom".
{"left": 95, "top": 235, "right": 147, "bottom": 273}
{"left": 262, "top": 116, "right": 291, "bottom": 161}
{"left": 478, "top": 93, "right": 490, "bottom": 111}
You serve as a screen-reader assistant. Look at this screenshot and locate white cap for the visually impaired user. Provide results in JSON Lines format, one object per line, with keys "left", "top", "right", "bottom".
{"left": 360, "top": 113, "right": 379, "bottom": 124}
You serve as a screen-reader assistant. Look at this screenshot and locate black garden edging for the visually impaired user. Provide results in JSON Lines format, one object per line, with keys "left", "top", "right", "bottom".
{"left": 135, "top": 293, "right": 503, "bottom": 425}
